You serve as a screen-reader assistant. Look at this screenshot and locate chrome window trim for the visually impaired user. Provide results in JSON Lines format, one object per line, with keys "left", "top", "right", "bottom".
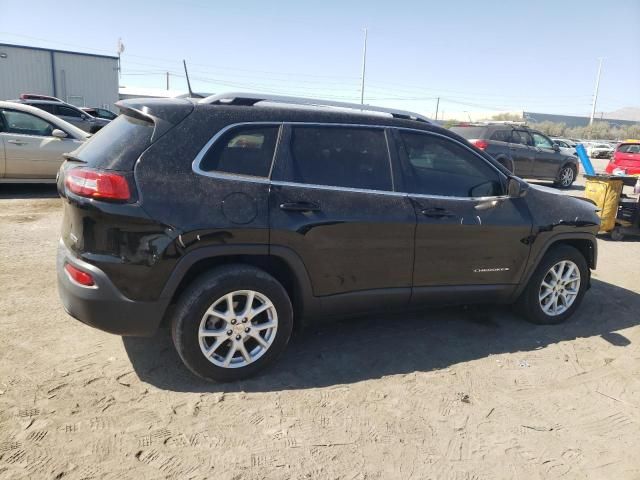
{"left": 191, "top": 121, "right": 514, "bottom": 203}
{"left": 191, "top": 121, "right": 282, "bottom": 181}
{"left": 270, "top": 180, "right": 406, "bottom": 197}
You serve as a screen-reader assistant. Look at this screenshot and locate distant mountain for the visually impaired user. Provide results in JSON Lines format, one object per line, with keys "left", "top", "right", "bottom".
{"left": 605, "top": 107, "right": 640, "bottom": 121}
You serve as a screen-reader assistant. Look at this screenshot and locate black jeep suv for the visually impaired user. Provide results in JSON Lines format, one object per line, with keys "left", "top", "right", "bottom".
{"left": 449, "top": 123, "right": 580, "bottom": 188}
{"left": 57, "top": 93, "right": 599, "bottom": 381}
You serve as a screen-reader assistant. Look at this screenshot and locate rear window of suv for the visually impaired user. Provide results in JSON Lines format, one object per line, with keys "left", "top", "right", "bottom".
{"left": 449, "top": 126, "right": 487, "bottom": 139}
{"left": 618, "top": 143, "right": 640, "bottom": 154}
{"left": 71, "top": 114, "right": 154, "bottom": 170}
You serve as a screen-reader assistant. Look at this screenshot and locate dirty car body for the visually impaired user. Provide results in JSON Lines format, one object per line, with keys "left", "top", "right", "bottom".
{"left": 56, "top": 94, "right": 600, "bottom": 381}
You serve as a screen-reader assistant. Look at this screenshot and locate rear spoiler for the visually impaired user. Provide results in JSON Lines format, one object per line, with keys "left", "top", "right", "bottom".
{"left": 115, "top": 98, "right": 194, "bottom": 142}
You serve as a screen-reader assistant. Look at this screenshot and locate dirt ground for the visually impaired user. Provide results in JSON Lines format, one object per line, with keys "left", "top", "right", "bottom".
{"left": 1, "top": 168, "right": 639, "bottom": 479}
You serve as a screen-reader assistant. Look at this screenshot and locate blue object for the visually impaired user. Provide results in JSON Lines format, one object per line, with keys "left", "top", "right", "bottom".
{"left": 576, "top": 144, "right": 595, "bottom": 175}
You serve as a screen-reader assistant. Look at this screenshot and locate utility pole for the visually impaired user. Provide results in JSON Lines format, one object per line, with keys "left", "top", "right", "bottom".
{"left": 116, "top": 38, "right": 125, "bottom": 80}
{"left": 166, "top": 71, "right": 170, "bottom": 90}
{"left": 589, "top": 58, "right": 603, "bottom": 126}
{"left": 434, "top": 97, "right": 440, "bottom": 121}
{"left": 360, "top": 28, "right": 368, "bottom": 105}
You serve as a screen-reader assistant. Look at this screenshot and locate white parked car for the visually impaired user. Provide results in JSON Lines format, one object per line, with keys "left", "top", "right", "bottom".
{"left": 586, "top": 142, "right": 614, "bottom": 159}
{"left": 0, "top": 101, "right": 89, "bottom": 183}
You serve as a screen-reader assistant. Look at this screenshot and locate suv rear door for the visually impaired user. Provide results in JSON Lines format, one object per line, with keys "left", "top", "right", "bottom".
{"left": 269, "top": 124, "right": 415, "bottom": 312}
{"left": 393, "top": 129, "right": 532, "bottom": 303}
{"left": 508, "top": 129, "right": 536, "bottom": 177}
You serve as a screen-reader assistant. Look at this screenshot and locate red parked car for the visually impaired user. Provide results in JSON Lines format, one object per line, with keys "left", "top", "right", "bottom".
{"left": 605, "top": 141, "right": 640, "bottom": 175}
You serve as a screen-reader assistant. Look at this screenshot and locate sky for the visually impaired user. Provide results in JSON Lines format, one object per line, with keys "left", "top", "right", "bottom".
{"left": 1, "top": 0, "right": 639, "bottom": 118}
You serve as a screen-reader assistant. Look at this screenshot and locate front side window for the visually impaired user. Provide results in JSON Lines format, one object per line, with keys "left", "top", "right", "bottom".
{"left": 200, "top": 125, "right": 279, "bottom": 177}
{"left": 399, "top": 132, "right": 503, "bottom": 198}
{"left": 532, "top": 132, "right": 554, "bottom": 149}
{"left": 56, "top": 106, "right": 83, "bottom": 118}
{"left": 288, "top": 126, "right": 392, "bottom": 191}
{"left": 0, "top": 109, "right": 55, "bottom": 136}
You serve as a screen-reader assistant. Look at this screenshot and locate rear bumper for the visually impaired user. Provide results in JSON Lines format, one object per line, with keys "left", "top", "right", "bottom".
{"left": 57, "top": 241, "right": 168, "bottom": 336}
{"left": 605, "top": 162, "right": 640, "bottom": 175}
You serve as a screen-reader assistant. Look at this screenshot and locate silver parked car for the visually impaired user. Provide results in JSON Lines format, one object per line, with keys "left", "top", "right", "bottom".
{"left": 0, "top": 101, "right": 88, "bottom": 183}
{"left": 11, "top": 97, "right": 110, "bottom": 133}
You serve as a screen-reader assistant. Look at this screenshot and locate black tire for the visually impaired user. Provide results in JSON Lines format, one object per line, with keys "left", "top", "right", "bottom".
{"left": 171, "top": 264, "right": 293, "bottom": 382}
{"left": 516, "top": 245, "right": 589, "bottom": 325}
{"left": 554, "top": 164, "right": 576, "bottom": 189}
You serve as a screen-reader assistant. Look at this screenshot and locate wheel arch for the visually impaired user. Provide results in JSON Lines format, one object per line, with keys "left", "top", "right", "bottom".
{"left": 512, "top": 233, "right": 597, "bottom": 301}
{"left": 160, "top": 245, "right": 317, "bottom": 328}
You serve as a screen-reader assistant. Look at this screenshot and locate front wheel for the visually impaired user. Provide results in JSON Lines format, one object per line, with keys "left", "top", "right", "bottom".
{"left": 171, "top": 265, "right": 293, "bottom": 382}
{"left": 516, "top": 245, "right": 589, "bottom": 325}
{"left": 554, "top": 165, "right": 576, "bottom": 189}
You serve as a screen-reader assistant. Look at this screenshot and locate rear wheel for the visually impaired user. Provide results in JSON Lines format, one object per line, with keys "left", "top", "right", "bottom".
{"left": 554, "top": 165, "right": 576, "bottom": 189}
{"left": 171, "top": 265, "right": 293, "bottom": 381}
{"left": 516, "top": 245, "right": 588, "bottom": 325}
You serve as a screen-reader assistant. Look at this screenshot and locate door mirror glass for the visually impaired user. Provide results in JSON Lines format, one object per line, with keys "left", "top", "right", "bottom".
{"left": 51, "top": 128, "right": 68, "bottom": 139}
{"left": 507, "top": 177, "right": 528, "bottom": 197}
{"left": 552, "top": 143, "right": 560, "bottom": 152}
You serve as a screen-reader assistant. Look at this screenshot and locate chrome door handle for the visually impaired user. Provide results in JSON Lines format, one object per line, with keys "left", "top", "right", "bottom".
{"left": 7, "top": 139, "right": 27, "bottom": 145}
{"left": 279, "top": 202, "right": 321, "bottom": 212}
{"left": 421, "top": 207, "right": 455, "bottom": 218}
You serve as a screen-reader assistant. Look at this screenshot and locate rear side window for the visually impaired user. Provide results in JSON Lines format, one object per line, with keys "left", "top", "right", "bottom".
{"left": 490, "top": 130, "right": 511, "bottom": 142}
{"left": 200, "top": 125, "right": 279, "bottom": 177}
{"left": 57, "top": 105, "right": 83, "bottom": 118}
{"left": 399, "top": 132, "right": 503, "bottom": 198}
{"left": 288, "top": 126, "right": 392, "bottom": 191}
{"left": 511, "top": 130, "right": 533, "bottom": 146}
{"left": 32, "top": 103, "right": 56, "bottom": 114}
{"left": 449, "top": 126, "right": 487, "bottom": 139}
{"left": 72, "top": 114, "right": 154, "bottom": 170}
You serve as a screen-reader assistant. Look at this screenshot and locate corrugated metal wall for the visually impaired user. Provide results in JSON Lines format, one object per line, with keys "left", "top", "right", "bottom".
{"left": 0, "top": 45, "right": 119, "bottom": 110}
{"left": 0, "top": 45, "right": 53, "bottom": 99}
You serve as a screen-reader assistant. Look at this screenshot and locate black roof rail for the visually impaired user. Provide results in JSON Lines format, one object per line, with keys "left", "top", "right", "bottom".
{"left": 199, "top": 92, "right": 432, "bottom": 123}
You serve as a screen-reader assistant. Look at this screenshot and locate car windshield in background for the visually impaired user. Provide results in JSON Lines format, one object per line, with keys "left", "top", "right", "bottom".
{"left": 448, "top": 126, "right": 486, "bottom": 139}
{"left": 70, "top": 114, "right": 154, "bottom": 170}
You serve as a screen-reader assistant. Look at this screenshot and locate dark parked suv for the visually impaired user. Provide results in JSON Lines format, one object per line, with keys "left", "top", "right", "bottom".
{"left": 56, "top": 93, "right": 599, "bottom": 381}
{"left": 449, "top": 123, "right": 580, "bottom": 188}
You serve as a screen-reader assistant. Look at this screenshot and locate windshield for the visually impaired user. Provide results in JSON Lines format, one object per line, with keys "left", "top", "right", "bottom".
{"left": 449, "top": 126, "right": 487, "bottom": 139}
{"left": 70, "top": 114, "right": 154, "bottom": 170}
{"left": 618, "top": 143, "right": 640, "bottom": 154}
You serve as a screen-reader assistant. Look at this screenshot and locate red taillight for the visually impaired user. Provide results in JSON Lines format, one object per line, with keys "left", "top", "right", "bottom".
{"left": 471, "top": 139, "right": 489, "bottom": 150}
{"left": 64, "top": 263, "right": 95, "bottom": 286}
{"left": 65, "top": 168, "right": 131, "bottom": 201}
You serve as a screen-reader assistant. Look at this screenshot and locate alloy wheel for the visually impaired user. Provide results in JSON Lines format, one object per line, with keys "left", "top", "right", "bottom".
{"left": 198, "top": 290, "right": 278, "bottom": 368}
{"left": 538, "top": 260, "right": 581, "bottom": 316}
{"left": 559, "top": 167, "right": 574, "bottom": 187}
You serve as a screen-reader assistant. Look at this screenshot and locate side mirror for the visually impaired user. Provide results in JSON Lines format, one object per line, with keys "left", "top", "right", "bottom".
{"left": 51, "top": 129, "right": 68, "bottom": 139}
{"left": 552, "top": 143, "right": 560, "bottom": 152}
{"left": 507, "top": 177, "right": 528, "bottom": 197}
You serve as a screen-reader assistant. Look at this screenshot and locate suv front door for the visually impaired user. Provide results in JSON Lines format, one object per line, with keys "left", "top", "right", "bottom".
{"left": 394, "top": 130, "right": 532, "bottom": 304}
{"left": 270, "top": 124, "right": 415, "bottom": 313}
{"left": 508, "top": 129, "right": 536, "bottom": 177}
{"left": 531, "top": 131, "right": 565, "bottom": 179}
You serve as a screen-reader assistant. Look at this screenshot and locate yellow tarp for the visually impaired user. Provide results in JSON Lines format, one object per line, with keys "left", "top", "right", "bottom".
{"left": 584, "top": 177, "right": 624, "bottom": 232}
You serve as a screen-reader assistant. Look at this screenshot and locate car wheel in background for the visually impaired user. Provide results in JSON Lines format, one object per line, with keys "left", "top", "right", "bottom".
{"left": 171, "top": 265, "right": 294, "bottom": 382}
{"left": 516, "top": 245, "right": 588, "bottom": 325}
{"left": 554, "top": 165, "right": 576, "bottom": 189}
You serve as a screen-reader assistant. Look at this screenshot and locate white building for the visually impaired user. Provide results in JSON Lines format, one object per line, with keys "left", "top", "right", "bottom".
{"left": 0, "top": 43, "right": 119, "bottom": 110}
